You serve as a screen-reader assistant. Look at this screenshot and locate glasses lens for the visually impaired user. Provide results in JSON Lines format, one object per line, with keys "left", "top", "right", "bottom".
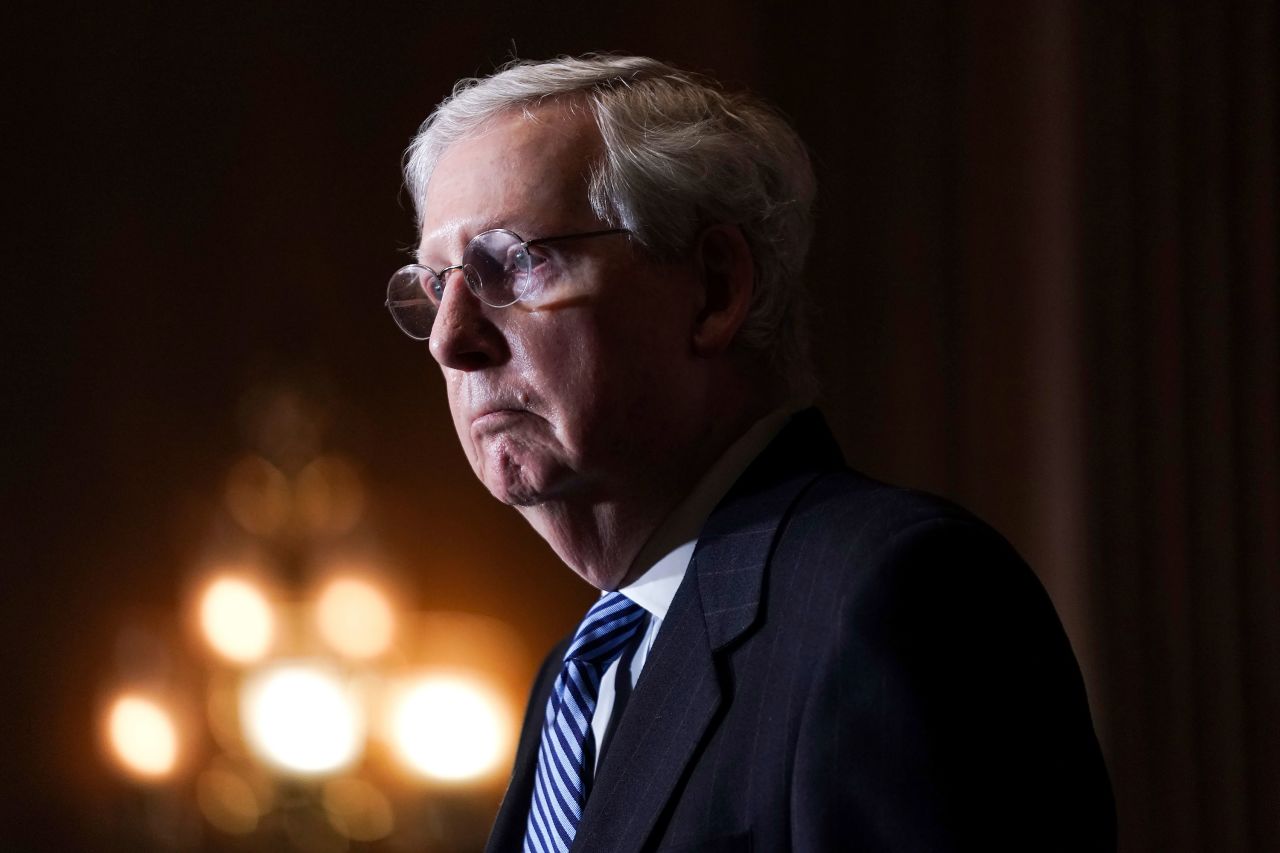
{"left": 386, "top": 265, "right": 441, "bottom": 340}
{"left": 463, "top": 230, "right": 531, "bottom": 308}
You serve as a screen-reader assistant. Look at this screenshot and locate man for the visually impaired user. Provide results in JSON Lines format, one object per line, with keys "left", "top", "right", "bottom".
{"left": 386, "top": 55, "right": 1115, "bottom": 852}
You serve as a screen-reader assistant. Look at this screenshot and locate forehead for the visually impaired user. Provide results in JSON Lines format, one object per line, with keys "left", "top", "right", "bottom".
{"left": 418, "top": 105, "right": 604, "bottom": 260}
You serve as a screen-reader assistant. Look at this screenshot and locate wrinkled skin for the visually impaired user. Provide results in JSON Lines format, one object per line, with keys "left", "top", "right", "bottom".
{"left": 419, "top": 105, "right": 724, "bottom": 587}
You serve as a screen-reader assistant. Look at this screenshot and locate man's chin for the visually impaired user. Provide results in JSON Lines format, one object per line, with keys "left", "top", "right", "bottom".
{"left": 479, "top": 457, "right": 559, "bottom": 507}
{"left": 472, "top": 438, "right": 572, "bottom": 507}
{"left": 487, "top": 480, "right": 546, "bottom": 507}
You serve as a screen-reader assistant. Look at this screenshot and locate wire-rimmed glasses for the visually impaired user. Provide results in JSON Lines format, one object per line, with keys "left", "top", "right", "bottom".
{"left": 385, "top": 227, "right": 630, "bottom": 340}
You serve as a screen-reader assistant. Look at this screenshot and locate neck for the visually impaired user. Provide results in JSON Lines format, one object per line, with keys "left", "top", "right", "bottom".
{"left": 518, "top": 390, "right": 776, "bottom": 590}
{"left": 517, "top": 497, "right": 672, "bottom": 590}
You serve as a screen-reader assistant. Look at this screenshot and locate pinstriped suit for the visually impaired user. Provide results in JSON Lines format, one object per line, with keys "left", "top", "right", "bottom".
{"left": 487, "top": 410, "right": 1116, "bottom": 852}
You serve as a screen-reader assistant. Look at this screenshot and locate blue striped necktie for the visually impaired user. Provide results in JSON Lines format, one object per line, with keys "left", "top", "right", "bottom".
{"left": 523, "top": 591, "right": 647, "bottom": 853}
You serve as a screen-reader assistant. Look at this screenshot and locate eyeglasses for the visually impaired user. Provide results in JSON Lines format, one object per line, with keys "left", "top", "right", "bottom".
{"left": 385, "top": 227, "right": 630, "bottom": 340}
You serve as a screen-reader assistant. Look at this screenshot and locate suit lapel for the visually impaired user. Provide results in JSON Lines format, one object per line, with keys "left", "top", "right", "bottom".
{"left": 571, "top": 411, "right": 844, "bottom": 852}
{"left": 571, "top": 557, "right": 721, "bottom": 853}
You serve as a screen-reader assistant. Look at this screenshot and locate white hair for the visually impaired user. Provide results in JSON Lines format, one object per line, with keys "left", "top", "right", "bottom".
{"left": 405, "top": 55, "right": 818, "bottom": 402}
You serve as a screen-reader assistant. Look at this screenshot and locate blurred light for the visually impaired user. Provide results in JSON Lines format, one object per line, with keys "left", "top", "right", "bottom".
{"left": 296, "top": 456, "right": 366, "bottom": 534}
{"left": 113, "top": 625, "right": 172, "bottom": 684}
{"left": 416, "top": 611, "right": 529, "bottom": 685}
{"left": 284, "top": 806, "right": 348, "bottom": 853}
{"left": 237, "top": 388, "right": 325, "bottom": 475}
{"left": 323, "top": 777, "right": 394, "bottom": 842}
{"left": 225, "top": 455, "right": 291, "bottom": 535}
{"left": 205, "top": 673, "right": 243, "bottom": 755}
{"left": 316, "top": 578, "right": 394, "bottom": 660}
{"left": 389, "top": 675, "right": 509, "bottom": 782}
{"left": 106, "top": 694, "right": 178, "bottom": 780}
{"left": 240, "top": 664, "right": 364, "bottom": 775}
{"left": 196, "top": 767, "right": 260, "bottom": 834}
{"left": 199, "top": 576, "right": 275, "bottom": 664}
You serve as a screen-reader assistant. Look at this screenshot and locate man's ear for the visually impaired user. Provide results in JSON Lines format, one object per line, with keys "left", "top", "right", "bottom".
{"left": 691, "top": 224, "right": 754, "bottom": 355}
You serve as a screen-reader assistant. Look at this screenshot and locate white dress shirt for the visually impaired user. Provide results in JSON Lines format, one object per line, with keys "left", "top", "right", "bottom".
{"left": 590, "top": 409, "right": 792, "bottom": 769}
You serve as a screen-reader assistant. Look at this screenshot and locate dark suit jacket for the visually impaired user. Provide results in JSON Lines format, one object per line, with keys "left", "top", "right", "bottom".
{"left": 487, "top": 410, "right": 1116, "bottom": 852}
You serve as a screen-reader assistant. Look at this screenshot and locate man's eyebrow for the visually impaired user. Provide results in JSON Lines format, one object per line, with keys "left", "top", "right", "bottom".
{"left": 416, "top": 213, "right": 543, "bottom": 265}
{"left": 414, "top": 221, "right": 463, "bottom": 267}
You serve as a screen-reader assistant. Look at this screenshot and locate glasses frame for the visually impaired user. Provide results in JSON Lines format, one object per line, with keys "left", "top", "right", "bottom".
{"left": 385, "top": 227, "right": 631, "bottom": 341}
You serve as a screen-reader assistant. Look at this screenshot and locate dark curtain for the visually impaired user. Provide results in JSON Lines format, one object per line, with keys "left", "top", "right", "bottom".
{"left": 1079, "top": 4, "right": 1278, "bottom": 851}
{"left": 806, "top": 3, "right": 1278, "bottom": 851}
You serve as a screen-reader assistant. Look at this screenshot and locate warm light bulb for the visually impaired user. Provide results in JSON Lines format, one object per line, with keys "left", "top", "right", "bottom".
{"left": 316, "top": 577, "right": 394, "bottom": 660}
{"left": 199, "top": 576, "right": 275, "bottom": 664}
{"left": 106, "top": 694, "right": 178, "bottom": 780}
{"left": 240, "top": 664, "right": 363, "bottom": 775}
{"left": 389, "top": 675, "right": 508, "bottom": 782}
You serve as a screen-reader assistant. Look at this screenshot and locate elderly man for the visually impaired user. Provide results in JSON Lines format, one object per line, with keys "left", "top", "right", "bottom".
{"left": 386, "top": 55, "right": 1115, "bottom": 853}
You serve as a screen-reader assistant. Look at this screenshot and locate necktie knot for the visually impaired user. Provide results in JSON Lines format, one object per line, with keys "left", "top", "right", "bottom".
{"left": 565, "top": 591, "right": 646, "bottom": 667}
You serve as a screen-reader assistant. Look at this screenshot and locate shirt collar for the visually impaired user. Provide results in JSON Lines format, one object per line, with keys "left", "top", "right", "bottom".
{"left": 615, "top": 408, "right": 794, "bottom": 621}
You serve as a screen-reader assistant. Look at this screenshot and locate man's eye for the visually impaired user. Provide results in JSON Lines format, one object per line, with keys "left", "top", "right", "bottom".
{"left": 513, "top": 244, "right": 552, "bottom": 270}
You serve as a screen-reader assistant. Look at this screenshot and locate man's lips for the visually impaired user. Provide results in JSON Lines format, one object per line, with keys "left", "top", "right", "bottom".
{"left": 471, "top": 407, "right": 530, "bottom": 430}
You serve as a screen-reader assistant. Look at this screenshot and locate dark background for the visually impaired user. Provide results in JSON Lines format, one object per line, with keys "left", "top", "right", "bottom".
{"left": 4, "top": 1, "right": 1276, "bottom": 851}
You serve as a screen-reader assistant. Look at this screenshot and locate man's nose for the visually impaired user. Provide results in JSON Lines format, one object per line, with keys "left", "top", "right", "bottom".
{"left": 428, "top": 269, "right": 507, "bottom": 370}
